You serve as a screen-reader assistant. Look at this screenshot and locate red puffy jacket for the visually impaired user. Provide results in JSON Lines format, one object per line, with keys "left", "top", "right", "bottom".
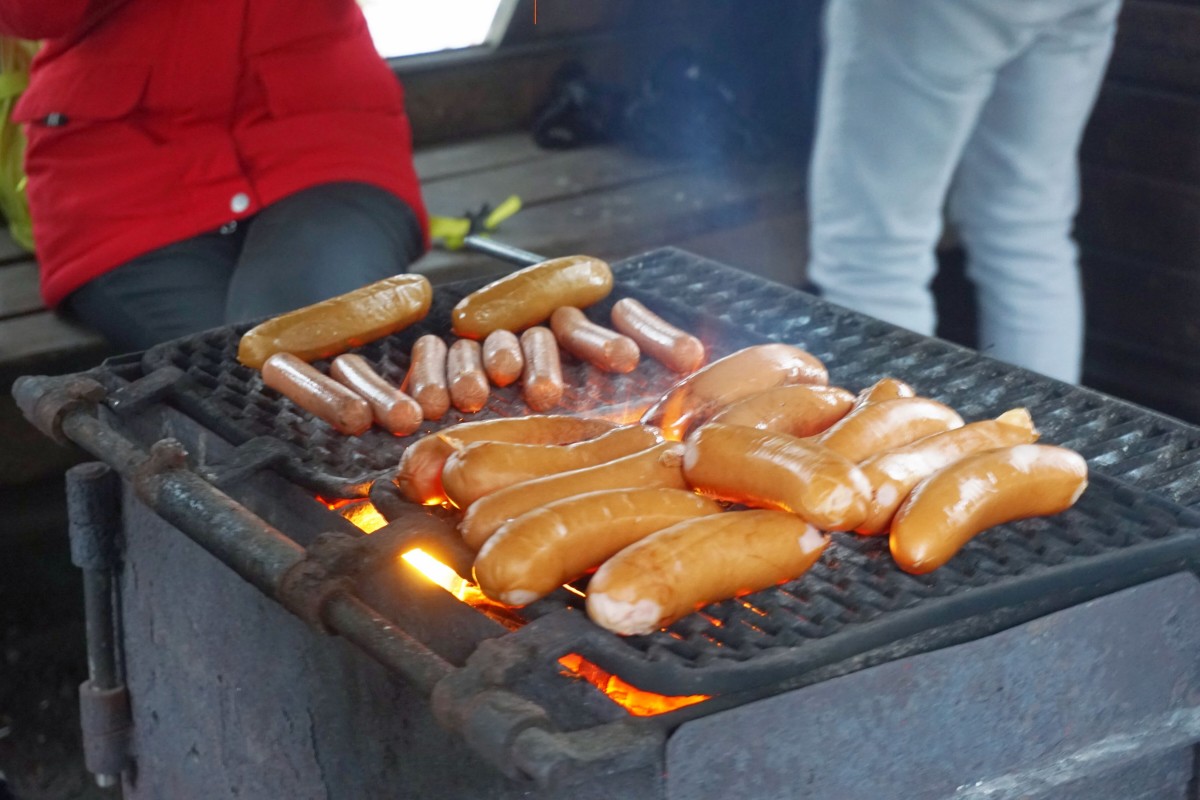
{"left": 0, "top": 0, "right": 428, "bottom": 307}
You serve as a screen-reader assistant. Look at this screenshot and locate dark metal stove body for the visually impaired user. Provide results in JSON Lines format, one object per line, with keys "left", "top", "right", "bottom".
{"left": 17, "top": 248, "right": 1200, "bottom": 799}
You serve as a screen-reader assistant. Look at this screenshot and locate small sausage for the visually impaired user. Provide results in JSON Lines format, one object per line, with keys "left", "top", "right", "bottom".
{"left": 329, "top": 354, "right": 423, "bottom": 435}
{"left": 550, "top": 306, "right": 641, "bottom": 373}
{"left": 459, "top": 441, "right": 688, "bottom": 551}
{"left": 853, "top": 377, "right": 916, "bottom": 409}
{"left": 890, "top": 443, "right": 1088, "bottom": 574}
{"left": 610, "top": 297, "right": 705, "bottom": 374}
{"left": 641, "top": 344, "right": 829, "bottom": 441}
{"left": 442, "top": 424, "right": 665, "bottom": 508}
{"left": 683, "top": 423, "right": 871, "bottom": 530}
{"left": 482, "top": 330, "right": 524, "bottom": 387}
{"left": 813, "top": 397, "right": 964, "bottom": 462}
{"left": 405, "top": 335, "right": 451, "bottom": 421}
{"left": 708, "top": 384, "right": 856, "bottom": 437}
{"left": 520, "top": 326, "right": 564, "bottom": 412}
{"left": 447, "top": 338, "right": 490, "bottom": 414}
{"left": 474, "top": 488, "right": 724, "bottom": 606}
{"left": 262, "top": 353, "right": 372, "bottom": 436}
{"left": 586, "top": 510, "right": 829, "bottom": 636}
{"left": 855, "top": 408, "right": 1039, "bottom": 535}
{"left": 395, "top": 415, "right": 618, "bottom": 505}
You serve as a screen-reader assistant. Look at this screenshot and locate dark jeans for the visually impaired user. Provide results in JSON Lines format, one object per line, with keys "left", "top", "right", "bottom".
{"left": 63, "top": 182, "right": 424, "bottom": 352}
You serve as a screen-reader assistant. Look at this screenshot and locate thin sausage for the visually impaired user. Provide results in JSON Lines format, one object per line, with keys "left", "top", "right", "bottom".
{"left": 459, "top": 441, "right": 688, "bottom": 551}
{"left": 441, "top": 424, "right": 665, "bottom": 508}
{"left": 405, "top": 334, "right": 451, "bottom": 421}
{"left": 395, "top": 415, "right": 618, "bottom": 505}
{"left": 329, "top": 354, "right": 423, "bottom": 435}
{"left": 683, "top": 423, "right": 871, "bottom": 530}
{"left": 550, "top": 306, "right": 641, "bottom": 373}
{"left": 855, "top": 408, "right": 1039, "bottom": 535}
{"left": 853, "top": 377, "right": 916, "bottom": 409}
{"left": 262, "top": 353, "right": 372, "bottom": 436}
{"left": 482, "top": 330, "right": 524, "bottom": 387}
{"left": 890, "top": 443, "right": 1088, "bottom": 574}
{"left": 474, "top": 488, "right": 724, "bottom": 606}
{"left": 610, "top": 297, "right": 705, "bottom": 374}
{"left": 520, "top": 326, "right": 564, "bottom": 412}
{"left": 447, "top": 338, "right": 490, "bottom": 414}
{"left": 813, "top": 396, "right": 964, "bottom": 462}
{"left": 708, "top": 384, "right": 855, "bottom": 437}
{"left": 641, "top": 344, "right": 829, "bottom": 441}
{"left": 586, "top": 510, "right": 829, "bottom": 636}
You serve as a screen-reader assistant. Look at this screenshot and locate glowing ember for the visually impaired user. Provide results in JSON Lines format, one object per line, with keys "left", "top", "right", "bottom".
{"left": 557, "top": 653, "right": 710, "bottom": 716}
{"left": 401, "top": 548, "right": 490, "bottom": 605}
{"left": 320, "top": 497, "right": 388, "bottom": 533}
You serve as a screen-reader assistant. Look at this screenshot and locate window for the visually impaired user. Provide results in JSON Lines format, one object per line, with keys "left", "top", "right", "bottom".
{"left": 360, "top": 0, "right": 514, "bottom": 59}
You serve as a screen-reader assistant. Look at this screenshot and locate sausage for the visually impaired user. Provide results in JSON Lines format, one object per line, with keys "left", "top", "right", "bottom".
{"left": 482, "top": 330, "right": 524, "bottom": 388}
{"left": 459, "top": 441, "right": 688, "bottom": 551}
{"left": 549, "top": 306, "right": 641, "bottom": 373}
{"left": 890, "top": 443, "right": 1089, "bottom": 574}
{"left": 442, "top": 424, "right": 665, "bottom": 508}
{"left": 855, "top": 408, "right": 1039, "bottom": 535}
{"left": 238, "top": 274, "right": 432, "bottom": 369}
{"left": 853, "top": 377, "right": 916, "bottom": 409}
{"left": 395, "top": 415, "right": 618, "bottom": 505}
{"left": 451, "top": 255, "right": 613, "bottom": 339}
{"left": 586, "top": 510, "right": 829, "bottom": 636}
{"left": 404, "top": 335, "right": 451, "bottom": 421}
{"left": 708, "top": 384, "right": 856, "bottom": 437}
{"left": 262, "top": 353, "right": 372, "bottom": 436}
{"left": 609, "top": 297, "right": 705, "bottom": 374}
{"left": 520, "top": 326, "right": 564, "bottom": 412}
{"left": 682, "top": 423, "right": 871, "bottom": 530}
{"left": 640, "top": 344, "right": 829, "bottom": 441}
{"left": 474, "top": 488, "right": 724, "bottom": 606}
{"left": 329, "top": 354, "right": 423, "bottom": 435}
{"left": 446, "top": 338, "right": 490, "bottom": 414}
{"left": 813, "top": 397, "right": 964, "bottom": 462}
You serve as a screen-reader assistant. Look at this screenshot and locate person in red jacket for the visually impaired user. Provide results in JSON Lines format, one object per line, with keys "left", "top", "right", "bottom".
{"left": 0, "top": 0, "right": 429, "bottom": 351}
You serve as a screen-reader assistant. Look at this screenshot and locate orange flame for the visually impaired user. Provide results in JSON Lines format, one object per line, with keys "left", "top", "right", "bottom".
{"left": 557, "top": 653, "right": 710, "bottom": 716}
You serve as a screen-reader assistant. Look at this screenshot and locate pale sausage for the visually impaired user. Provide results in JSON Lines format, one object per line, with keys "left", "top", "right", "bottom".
{"left": 262, "top": 353, "right": 372, "bottom": 436}
{"left": 520, "top": 326, "right": 564, "bottom": 412}
{"left": 610, "top": 297, "right": 705, "bottom": 374}
{"left": 447, "top": 338, "right": 490, "bottom": 414}
{"left": 550, "top": 306, "right": 640, "bottom": 373}
{"left": 405, "top": 334, "right": 451, "bottom": 421}
{"left": 482, "top": 330, "right": 524, "bottom": 388}
{"left": 329, "top": 354, "right": 423, "bottom": 435}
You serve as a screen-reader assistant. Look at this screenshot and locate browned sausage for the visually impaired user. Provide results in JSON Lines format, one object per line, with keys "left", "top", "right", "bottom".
{"left": 609, "top": 297, "right": 705, "bottom": 374}
{"left": 813, "top": 397, "right": 964, "bottom": 462}
{"left": 482, "top": 330, "right": 524, "bottom": 388}
{"left": 446, "top": 338, "right": 490, "bottom": 414}
{"left": 682, "top": 423, "right": 871, "bottom": 530}
{"left": 549, "top": 306, "right": 641, "bottom": 373}
{"left": 441, "top": 424, "right": 665, "bottom": 508}
{"left": 262, "top": 353, "right": 372, "bottom": 436}
{"left": 890, "top": 444, "right": 1088, "bottom": 574}
{"left": 853, "top": 377, "right": 916, "bottom": 409}
{"left": 474, "top": 487, "right": 724, "bottom": 606}
{"left": 405, "top": 334, "right": 451, "bottom": 421}
{"left": 586, "top": 510, "right": 829, "bottom": 635}
{"left": 329, "top": 354, "right": 423, "bottom": 436}
{"left": 519, "top": 326, "right": 564, "bottom": 412}
{"left": 708, "top": 384, "right": 856, "bottom": 437}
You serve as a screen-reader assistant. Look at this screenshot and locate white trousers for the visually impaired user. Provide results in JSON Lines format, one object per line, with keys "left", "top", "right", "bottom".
{"left": 807, "top": 0, "right": 1122, "bottom": 383}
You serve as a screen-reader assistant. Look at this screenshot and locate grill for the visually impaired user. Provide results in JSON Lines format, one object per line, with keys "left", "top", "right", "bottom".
{"left": 16, "top": 247, "right": 1200, "bottom": 799}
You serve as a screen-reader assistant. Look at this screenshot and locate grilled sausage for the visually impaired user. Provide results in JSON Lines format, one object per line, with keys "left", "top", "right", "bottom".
{"left": 641, "top": 344, "right": 829, "bottom": 441}
{"left": 482, "top": 330, "right": 524, "bottom": 388}
{"left": 405, "top": 335, "right": 451, "bottom": 421}
{"left": 890, "top": 443, "right": 1088, "bottom": 574}
{"left": 813, "top": 397, "right": 964, "bottom": 462}
{"left": 451, "top": 255, "right": 613, "bottom": 339}
{"left": 395, "top": 415, "right": 618, "bottom": 505}
{"left": 550, "top": 306, "right": 641, "bottom": 373}
{"left": 855, "top": 408, "right": 1039, "bottom": 535}
{"left": 586, "top": 510, "right": 829, "bottom": 635}
{"left": 459, "top": 441, "right": 688, "bottom": 551}
{"left": 238, "top": 274, "right": 432, "bottom": 368}
{"left": 708, "top": 384, "right": 856, "bottom": 437}
{"left": 610, "top": 297, "right": 705, "bottom": 374}
{"left": 520, "top": 326, "right": 564, "bottom": 412}
{"left": 262, "top": 353, "right": 372, "bottom": 436}
{"left": 682, "top": 423, "right": 871, "bottom": 530}
{"left": 853, "top": 377, "right": 916, "bottom": 408}
{"left": 329, "top": 354, "right": 423, "bottom": 435}
{"left": 474, "top": 488, "right": 724, "bottom": 606}
{"left": 447, "top": 338, "right": 490, "bottom": 414}
{"left": 442, "top": 424, "right": 665, "bottom": 508}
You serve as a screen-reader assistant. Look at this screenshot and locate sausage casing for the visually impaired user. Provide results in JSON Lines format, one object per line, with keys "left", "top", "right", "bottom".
{"left": 405, "top": 334, "right": 451, "bottom": 421}
{"left": 550, "top": 306, "right": 640, "bottom": 373}
{"left": 853, "top": 377, "right": 916, "bottom": 409}
{"left": 482, "top": 330, "right": 524, "bottom": 387}
{"left": 814, "top": 396, "right": 964, "bottom": 462}
{"left": 447, "top": 338, "right": 490, "bottom": 414}
{"left": 329, "top": 353, "right": 423, "bottom": 435}
{"left": 708, "top": 384, "right": 856, "bottom": 437}
{"left": 890, "top": 443, "right": 1088, "bottom": 574}
{"left": 262, "top": 353, "right": 372, "bottom": 436}
{"left": 474, "top": 487, "right": 724, "bottom": 606}
{"left": 586, "top": 510, "right": 829, "bottom": 635}
{"left": 609, "top": 297, "right": 705, "bottom": 374}
{"left": 520, "top": 326, "right": 564, "bottom": 412}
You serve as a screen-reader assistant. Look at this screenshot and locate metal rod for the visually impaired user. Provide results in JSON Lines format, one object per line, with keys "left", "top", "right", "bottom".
{"left": 461, "top": 234, "right": 544, "bottom": 267}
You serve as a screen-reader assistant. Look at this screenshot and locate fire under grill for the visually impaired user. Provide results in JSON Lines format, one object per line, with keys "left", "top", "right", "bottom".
{"left": 17, "top": 247, "right": 1200, "bottom": 798}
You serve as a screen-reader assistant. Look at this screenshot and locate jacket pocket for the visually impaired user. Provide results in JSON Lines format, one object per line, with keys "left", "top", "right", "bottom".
{"left": 12, "top": 59, "right": 150, "bottom": 126}
{"left": 253, "top": 34, "right": 403, "bottom": 119}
